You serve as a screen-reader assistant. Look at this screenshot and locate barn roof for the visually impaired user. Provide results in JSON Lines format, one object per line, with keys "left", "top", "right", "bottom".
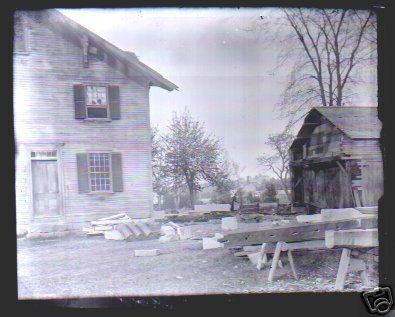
{"left": 314, "top": 107, "right": 381, "bottom": 139}
{"left": 290, "top": 107, "right": 381, "bottom": 149}
{"left": 42, "top": 10, "right": 178, "bottom": 91}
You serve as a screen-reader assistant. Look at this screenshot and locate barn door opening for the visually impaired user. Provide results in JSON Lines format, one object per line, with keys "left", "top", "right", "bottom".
{"left": 31, "top": 150, "right": 60, "bottom": 218}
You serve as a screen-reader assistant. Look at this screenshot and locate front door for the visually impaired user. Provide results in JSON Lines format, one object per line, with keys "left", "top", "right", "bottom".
{"left": 32, "top": 160, "right": 60, "bottom": 217}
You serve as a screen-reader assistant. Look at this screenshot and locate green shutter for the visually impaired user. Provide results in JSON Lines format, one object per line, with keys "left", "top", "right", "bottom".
{"left": 76, "top": 153, "right": 90, "bottom": 193}
{"left": 111, "top": 153, "right": 123, "bottom": 192}
{"left": 74, "top": 85, "right": 86, "bottom": 119}
{"left": 108, "top": 86, "right": 121, "bottom": 120}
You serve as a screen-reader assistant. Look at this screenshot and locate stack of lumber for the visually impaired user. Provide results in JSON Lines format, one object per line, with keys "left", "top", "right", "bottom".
{"left": 218, "top": 209, "right": 377, "bottom": 248}
{"left": 221, "top": 207, "right": 378, "bottom": 288}
{"left": 82, "top": 213, "right": 159, "bottom": 241}
{"left": 82, "top": 213, "right": 131, "bottom": 235}
{"left": 164, "top": 210, "right": 234, "bottom": 222}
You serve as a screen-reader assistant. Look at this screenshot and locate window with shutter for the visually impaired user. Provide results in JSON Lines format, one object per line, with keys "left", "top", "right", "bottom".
{"left": 86, "top": 85, "right": 109, "bottom": 119}
{"left": 74, "top": 85, "right": 120, "bottom": 120}
{"left": 77, "top": 152, "right": 123, "bottom": 193}
{"left": 88, "top": 153, "right": 112, "bottom": 191}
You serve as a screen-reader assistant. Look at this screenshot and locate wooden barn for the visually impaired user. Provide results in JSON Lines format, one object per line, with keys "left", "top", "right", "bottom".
{"left": 289, "top": 107, "right": 383, "bottom": 211}
{"left": 14, "top": 10, "right": 177, "bottom": 234}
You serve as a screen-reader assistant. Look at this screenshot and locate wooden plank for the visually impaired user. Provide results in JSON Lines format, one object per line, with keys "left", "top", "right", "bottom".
{"left": 361, "top": 161, "right": 384, "bottom": 207}
{"left": 243, "top": 245, "right": 261, "bottom": 252}
{"left": 325, "top": 228, "right": 378, "bottom": 248}
{"left": 360, "top": 216, "right": 378, "bottom": 229}
{"left": 268, "top": 242, "right": 284, "bottom": 282}
{"left": 353, "top": 189, "right": 362, "bottom": 207}
{"left": 296, "top": 214, "right": 323, "bottom": 223}
{"left": 285, "top": 239, "right": 326, "bottom": 251}
{"left": 218, "top": 219, "right": 362, "bottom": 247}
{"left": 334, "top": 248, "right": 351, "bottom": 291}
{"left": 256, "top": 243, "right": 268, "bottom": 270}
{"left": 91, "top": 219, "right": 132, "bottom": 226}
{"left": 288, "top": 250, "right": 298, "bottom": 280}
{"left": 98, "top": 213, "right": 128, "bottom": 221}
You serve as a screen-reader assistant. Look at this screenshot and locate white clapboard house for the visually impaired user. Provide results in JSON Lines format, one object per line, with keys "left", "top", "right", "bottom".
{"left": 14, "top": 10, "right": 177, "bottom": 234}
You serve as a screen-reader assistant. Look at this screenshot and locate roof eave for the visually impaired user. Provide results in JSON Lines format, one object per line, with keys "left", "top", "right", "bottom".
{"left": 47, "top": 10, "right": 178, "bottom": 92}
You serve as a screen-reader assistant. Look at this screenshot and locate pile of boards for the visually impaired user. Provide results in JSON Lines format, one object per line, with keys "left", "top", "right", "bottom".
{"left": 218, "top": 207, "right": 378, "bottom": 289}
{"left": 82, "top": 213, "right": 158, "bottom": 241}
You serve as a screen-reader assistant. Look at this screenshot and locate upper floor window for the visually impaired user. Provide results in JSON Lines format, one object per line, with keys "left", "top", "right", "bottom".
{"left": 14, "top": 12, "right": 29, "bottom": 54}
{"left": 73, "top": 84, "right": 120, "bottom": 120}
{"left": 86, "top": 85, "right": 108, "bottom": 118}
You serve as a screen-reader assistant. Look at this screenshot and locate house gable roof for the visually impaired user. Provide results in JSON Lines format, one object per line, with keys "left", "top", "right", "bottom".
{"left": 42, "top": 10, "right": 178, "bottom": 91}
{"left": 290, "top": 107, "right": 381, "bottom": 150}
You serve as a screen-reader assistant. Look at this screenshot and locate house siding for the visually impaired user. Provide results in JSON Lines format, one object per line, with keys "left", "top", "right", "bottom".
{"left": 14, "top": 12, "right": 154, "bottom": 232}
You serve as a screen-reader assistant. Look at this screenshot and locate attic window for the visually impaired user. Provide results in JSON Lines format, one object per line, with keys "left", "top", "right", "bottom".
{"left": 86, "top": 86, "right": 108, "bottom": 118}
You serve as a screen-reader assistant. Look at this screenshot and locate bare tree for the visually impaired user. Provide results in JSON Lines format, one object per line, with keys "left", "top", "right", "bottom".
{"left": 163, "top": 109, "right": 230, "bottom": 207}
{"left": 257, "top": 129, "right": 294, "bottom": 201}
{"left": 262, "top": 8, "right": 377, "bottom": 125}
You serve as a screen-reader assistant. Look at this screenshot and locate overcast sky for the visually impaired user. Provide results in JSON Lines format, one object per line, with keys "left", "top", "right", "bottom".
{"left": 60, "top": 8, "right": 377, "bottom": 178}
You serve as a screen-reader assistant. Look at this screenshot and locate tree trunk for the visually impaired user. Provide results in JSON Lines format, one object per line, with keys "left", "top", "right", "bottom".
{"left": 188, "top": 185, "right": 195, "bottom": 208}
{"left": 174, "top": 193, "right": 180, "bottom": 210}
{"left": 158, "top": 195, "right": 162, "bottom": 210}
{"left": 280, "top": 179, "right": 292, "bottom": 204}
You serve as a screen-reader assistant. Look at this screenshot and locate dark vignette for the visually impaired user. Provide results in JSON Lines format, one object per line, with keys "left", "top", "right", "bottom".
{"left": 3, "top": 0, "right": 393, "bottom": 316}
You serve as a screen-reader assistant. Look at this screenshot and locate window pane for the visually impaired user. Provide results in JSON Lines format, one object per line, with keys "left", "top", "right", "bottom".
{"left": 87, "top": 107, "right": 107, "bottom": 118}
{"left": 86, "top": 86, "right": 107, "bottom": 105}
{"left": 88, "top": 153, "right": 111, "bottom": 191}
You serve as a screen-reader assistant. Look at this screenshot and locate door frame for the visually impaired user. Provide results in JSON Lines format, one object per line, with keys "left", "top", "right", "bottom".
{"left": 24, "top": 143, "right": 65, "bottom": 222}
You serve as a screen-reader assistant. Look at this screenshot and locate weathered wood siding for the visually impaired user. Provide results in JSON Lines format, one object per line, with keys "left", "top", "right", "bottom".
{"left": 301, "top": 164, "right": 354, "bottom": 209}
{"left": 14, "top": 12, "right": 154, "bottom": 230}
{"left": 290, "top": 114, "right": 383, "bottom": 209}
{"left": 305, "top": 121, "right": 343, "bottom": 159}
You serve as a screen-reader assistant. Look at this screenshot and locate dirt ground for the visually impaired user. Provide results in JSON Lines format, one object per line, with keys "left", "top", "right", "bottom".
{"left": 17, "top": 221, "right": 377, "bottom": 299}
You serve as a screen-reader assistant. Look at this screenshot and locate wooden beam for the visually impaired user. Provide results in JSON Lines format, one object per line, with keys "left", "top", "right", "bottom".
{"left": 334, "top": 248, "right": 351, "bottom": 291}
{"left": 335, "top": 160, "right": 347, "bottom": 175}
{"left": 256, "top": 243, "right": 269, "bottom": 270}
{"left": 218, "top": 219, "right": 362, "bottom": 247}
{"left": 353, "top": 189, "right": 362, "bottom": 207}
{"left": 268, "top": 242, "right": 284, "bottom": 282}
{"left": 287, "top": 250, "right": 298, "bottom": 280}
{"left": 325, "top": 228, "right": 378, "bottom": 248}
{"left": 293, "top": 176, "right": 303, "bottom": 189}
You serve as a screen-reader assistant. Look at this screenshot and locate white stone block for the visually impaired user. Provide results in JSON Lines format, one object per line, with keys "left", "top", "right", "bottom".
{"left": 203, "top": 237, "right": 224, "bottom": 249}
{"left": 221, "top": 217, "right": 238, "bottom": 230}
{"left": 134, "top": 249, "right": 159, "bottom": 257}
{"left": 161, "top": 225, "right": 176, "bottom": 236}
{"left": 104, "top": 230, "right": 124, "bottom": 240}
{"left": 321, "top": 208, "right": 363, "bottom": 221}
{"left": 177, "top": 226, "right": 193, "bottom": 240}
{"left": 296, "top": 214, "right": 323, "bottom": 223}
{"left": 214, "top": 232, "right": 224, "bottom": 240}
